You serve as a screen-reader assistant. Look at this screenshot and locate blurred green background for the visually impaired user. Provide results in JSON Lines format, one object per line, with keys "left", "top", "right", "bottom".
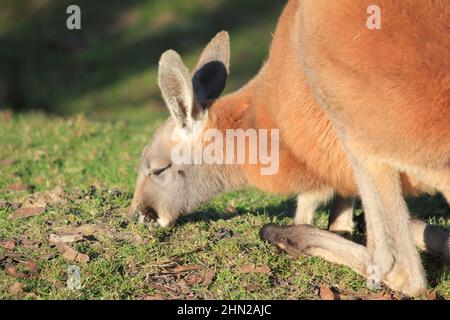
{"left": 0, "top": 0, "right": 284, "bottom": 121}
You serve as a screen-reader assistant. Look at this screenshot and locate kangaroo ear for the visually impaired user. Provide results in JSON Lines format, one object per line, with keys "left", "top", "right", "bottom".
{"left": 158, "top": 50, "right": 197, "bottom": 130}
{"left": 192, "top": 31, "right": 230, "bottom": 108}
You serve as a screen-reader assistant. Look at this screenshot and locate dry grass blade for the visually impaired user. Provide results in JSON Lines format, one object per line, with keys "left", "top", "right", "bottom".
{"left": 8, "top": 207, "right": 45, "bottom": 220}
{"left": 49, "top": 233, "right": 83, "bottom": 244}
{"left": 172, "top": 264, "right": 205, "bottom": 273}
{"left": 236, "top": 263, "right": 271, "bottom": 274}
{"left": 55, "top": 243, "right": 89, "bottom": 263}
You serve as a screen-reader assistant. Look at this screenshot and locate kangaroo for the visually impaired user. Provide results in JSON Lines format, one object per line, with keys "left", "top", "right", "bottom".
{"left": 260, "top": 0, "right": 450, "bottom": 297}
{"left": 128, "top": 0, "right": 449, "bottom": 296}
{"left": 296, "top": 190, "right": 450, "bottom": 234}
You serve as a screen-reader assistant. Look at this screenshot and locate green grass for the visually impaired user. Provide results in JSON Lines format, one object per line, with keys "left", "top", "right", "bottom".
{"left": 0, "top": 0, "right": 449, "bottom": 300}
{"left": 0, "top": 112, "right": 448, "bottom": 300}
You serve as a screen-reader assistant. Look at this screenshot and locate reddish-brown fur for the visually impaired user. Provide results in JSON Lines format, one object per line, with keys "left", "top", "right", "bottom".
{"left": 298, "top": 0, "right": 450, "bottom": 168}
{"left": 206, "top": 0, "right": 446, "bottom": 198}
{"left": 203, "top": 0, "right": 449, "bottom": 296}
{"left": 130, "top": 0, "right": 449, "bottom": 296}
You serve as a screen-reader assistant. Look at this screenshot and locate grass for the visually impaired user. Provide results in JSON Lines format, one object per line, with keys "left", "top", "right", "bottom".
{"left": 0, "top": 112, "right": 448, "bottom": 300}
{"left": 0, "top": 0, "right": 449, "bottom": 300}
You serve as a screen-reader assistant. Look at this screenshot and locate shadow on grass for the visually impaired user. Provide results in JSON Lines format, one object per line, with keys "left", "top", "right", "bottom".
{"left": 180, "top": 193, "right": 449, "bottom": 226}
{"left": 0, "top": 0, "right": 284, "bottom": 116}
{"left": 179, "top": 196, "right": 298, "bottom": 225}
{"left": 178, "top": 192, "right": 449, "bottom": 288}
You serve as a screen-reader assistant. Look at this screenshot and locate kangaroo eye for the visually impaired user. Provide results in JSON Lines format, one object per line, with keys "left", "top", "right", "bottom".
{"left": 151, "top": 164, "right": 171, "bottom": 176}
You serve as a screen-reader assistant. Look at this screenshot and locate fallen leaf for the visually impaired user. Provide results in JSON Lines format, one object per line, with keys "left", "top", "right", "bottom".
{"left": 63, "top": 250, "right": 89, "bottom": 264}
{"left": 148, "top": 283, "right": 178, "bottom": 295}
{"left": 237, "top": 263, "right": 256, "bottom": 273}
{"left": 8, "top": 183, "right": 28, "bottom": 192}
{"left": 142, "top": 293, "right": 165, "bottom": 300}
{"left": 1, "top": 159, "right": 15, "bottom": 167}
{"left": 0, "top": 239, "right": 16, "bottom": 250}
{"left": 319, "top": 286, "right": 339, "bottom": 300}
{"left": 0, "top": 252, "right": 31, "bottom": 261}
{"left": 21, "top": 197, "right": 46, "bottom": 209}
{"left": 4, "top": 260, "right": 38, "bottom": 279}
{"left": 186, "top": 274, "right": 204, "bottom": 286}
{"left": 56, "top": 223, "right": 114, "bottom": 241}
{"left": 254, "top": 265, "right": 271, "bottom": 273}
{"left": 49, "top": 233, "right": 83, "bottom": 243}
{"left": 237, "top": 263, "right": 271, "bottom": 274}
{"left": 426, "top": 290, "right": 437, "bottom": 300}
{"left": 26, "top": 261, "right": 38, "bottom": 273}
{"left": 246, "top": 284, "right": 258, "bottom": 292}
{"left": 366, "top": 290, "right": 394, "bottom": 300}
{"left": 8, "top": 207, "right": 45, "bottom": 220}
{"left": 9, "top": 282, "right": 24, "bottom": 296}
{"left": 369, "top": 292, "right": 394, "bottom": 300}
{"left": 55, "top": 244, "right": 89, "bottom": 263}
{"left": 19, "top": 238, "right": 41, "bottom": 249}
{"left": 172, "top": 264, "right": 205, "bottom": 273}
{"left": 202, "top": 270, "right": 215, "bottom": 287}
{"left": 177, "top": 279, "right": 191, "bottom": 294}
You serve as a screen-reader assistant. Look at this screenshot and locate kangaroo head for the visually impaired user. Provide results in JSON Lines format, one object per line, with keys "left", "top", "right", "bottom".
{"left": 127, "top": 31, "right": 239, "bottom": 227}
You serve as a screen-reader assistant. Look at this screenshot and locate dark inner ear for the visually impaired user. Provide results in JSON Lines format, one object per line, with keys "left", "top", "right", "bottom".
{"left": 192, "top": 61, "right": 228, "bottom": 108}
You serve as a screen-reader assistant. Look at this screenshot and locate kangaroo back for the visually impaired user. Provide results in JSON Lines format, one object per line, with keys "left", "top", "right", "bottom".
{"left": 296, "top": 0, "right": 450, "bottom": 169}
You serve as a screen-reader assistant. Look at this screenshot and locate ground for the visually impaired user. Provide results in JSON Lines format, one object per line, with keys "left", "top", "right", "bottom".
{"left": 0, "top": 0, "right": 449, "bottom": 300}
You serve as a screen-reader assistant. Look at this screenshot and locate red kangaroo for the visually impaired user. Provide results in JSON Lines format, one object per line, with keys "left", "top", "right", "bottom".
{"left": 128, "top": 0, "right": 450, "bottom": 296}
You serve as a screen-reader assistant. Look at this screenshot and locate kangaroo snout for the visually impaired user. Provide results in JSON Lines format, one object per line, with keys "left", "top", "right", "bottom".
{"left": 126, "top": 193, "right": 159, "bottom": 226}
{"left": 127, "top": 205, "right": 160, "bottom": 227}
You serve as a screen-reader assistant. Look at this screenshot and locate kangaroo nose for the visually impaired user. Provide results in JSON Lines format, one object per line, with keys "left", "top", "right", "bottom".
{"left": 127, "top": 204, "right": 160, "bottom": 227}
{"left": 137, "top": 206, "right": 155, "bottom": 222}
